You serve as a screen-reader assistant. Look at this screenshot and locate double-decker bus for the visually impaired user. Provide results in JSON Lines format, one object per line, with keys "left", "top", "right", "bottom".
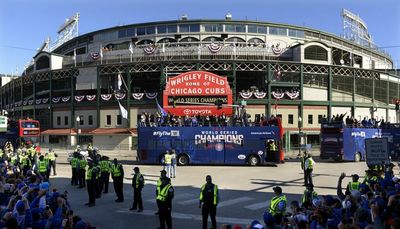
{"left": 137, "top": 118, "right": 284, "bottom": 166}
{"left": 0, "top": 117, "right": 41, "bottom": 149}
{"left": 320, "top": 122, "right": 381, "bottom": 162}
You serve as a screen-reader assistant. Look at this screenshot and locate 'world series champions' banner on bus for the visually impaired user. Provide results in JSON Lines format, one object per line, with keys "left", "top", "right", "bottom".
{"left": 163, "top": 71, "right": 233, "bottom": 116}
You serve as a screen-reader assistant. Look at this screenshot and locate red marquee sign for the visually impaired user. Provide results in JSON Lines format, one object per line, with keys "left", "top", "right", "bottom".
{"left": 163, "top": 71, "right": 233, "bottom": 116}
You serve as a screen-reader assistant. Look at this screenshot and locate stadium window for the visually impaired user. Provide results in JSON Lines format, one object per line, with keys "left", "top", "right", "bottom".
{"left": 225, "top": 24, "right": 235, "bottom": 32}
{"left": 57, "top": 116, "right": 61, "bottom": 125}
{"left": 137, "top": 27, "right": 145, "bottom": 36}
{"left": 288, "top": 114, "right": 294, "bottom": 124}
{"left": 318, "top": 115, "right": 323, "bottom": 124}
{"left": 118, "top": 29, "right": 127, "bottom": 38}
{"left": 304, "top": 45, "right": 328, "bottom": 61}
{"left": 248, "top": 25, "right": 257, "bottom": 33}
{"left": 167, "top": 25, "right": 177, "bottom": 33}
{"left": 64, "top": 116, "right": 69, "bottom": 126}
{"left": 157, "top": 25, "right": 167, "bottom": 34}
{"left": 308, "top": 115, "right": 313, "bottom": 124}
{"left": 79, "top": 116, "right": 84, "bottom": 125}
{"left": 127, "top": 28, "right": 135, "bottom": 36}
{"left": 296, "top": 31, "right": 305, "bottom": 38}
{"left": 257, "top": 26, "right": 268, "bottom": 34}
{"left": 179, "top": 24, "right": 189, "bottom": 33}
{"left": 235, "top": 25, "right": 245, "bottom": 33}
{"left": 88, "top": 115, "right": 93, "bottom": 126}
{"left": 146, "top": 26, "right": 155, "bottom": 35}
{"left": 288, "top": 29, "right": 297, "bottom": 37}
{"left": 277, "top": 28, "right": 287, "bottom": 36}
{"left": 117, "top": 115, "right": 122, "bottom": 125}
{"left": 190, "top": 24, "right": 200, "bottom": 32}
{"left": 269, "top": 27, "right": 278, "bottom": 35}
{"left": 203, "top": 24, "right": 223, "bottom": 32}
{"left": 106, "top": 115, "right": 111, "bottom": 126}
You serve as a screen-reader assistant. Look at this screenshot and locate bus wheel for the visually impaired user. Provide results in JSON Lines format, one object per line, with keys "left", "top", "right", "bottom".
{"left": 354, "top": 153, "right": 361, "bottom": 162}
{"left": 248, "top": 155, "right": 260, "bottom": 166}
{"left": 177, "top": 154, "right": 189, "bottom": 166}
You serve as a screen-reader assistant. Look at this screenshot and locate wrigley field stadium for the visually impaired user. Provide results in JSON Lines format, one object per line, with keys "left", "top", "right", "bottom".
{"left": 1, "top": 11, "right": 398, "bottom": 153}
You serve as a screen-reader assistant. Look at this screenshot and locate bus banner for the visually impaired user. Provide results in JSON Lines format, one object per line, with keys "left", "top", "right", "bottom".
{"left": 163, "top": 71, "right": 233, "bottom": 116}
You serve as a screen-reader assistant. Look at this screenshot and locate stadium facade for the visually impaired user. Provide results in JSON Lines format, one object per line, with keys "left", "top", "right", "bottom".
{"left": 0, "top": 16, "right": 398, "bottom": 151}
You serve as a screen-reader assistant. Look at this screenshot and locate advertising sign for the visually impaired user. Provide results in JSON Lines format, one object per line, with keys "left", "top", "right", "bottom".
{"left": 163, "top": 71, "right": 233, "bottom": 116}
{"left": 0, "top": 116, "right": 7, "bottom": 132}
{"left": 365, "top": 138, "right": 390, "bottom": 166}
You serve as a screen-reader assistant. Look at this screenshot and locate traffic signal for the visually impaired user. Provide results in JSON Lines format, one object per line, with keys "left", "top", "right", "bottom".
{"left": 214, "top": 99, "right": 223, "bottom": 109}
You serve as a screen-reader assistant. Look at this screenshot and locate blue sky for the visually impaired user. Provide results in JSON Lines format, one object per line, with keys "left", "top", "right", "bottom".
{"left": 0, "top": 0, "right": 399, "bottom": 75}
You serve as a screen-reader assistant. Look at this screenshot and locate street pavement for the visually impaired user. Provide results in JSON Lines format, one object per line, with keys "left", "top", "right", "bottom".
{"left": 47, "top": 155, "right": 397, "bottom": 229}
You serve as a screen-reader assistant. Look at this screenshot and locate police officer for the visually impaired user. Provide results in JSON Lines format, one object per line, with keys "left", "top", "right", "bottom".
{"left": 155, "top": 170, "right": 167, "bottom": 215}
{"left": 301, "top": 184, "right": 318, "bottom": 209}
{"left": 111, "top": 158, "right": 124, "bottom": 202}
{"left": 99, "top": 156, "right": 111, "bottom": 194}
{"left": 199, "top": 175, "right": 219, "bottom": 229}
{"left": 346, "top": 174, "right": 360, "bottom": 193}
{"left": 85, "top": 159, "right": 98, "bottom": 207}
{"left": 157, "top": 176, "right": 174, "bottom": 229}
{"left": 268, "top": 186, "right": 287, "bottom": 225}
{"left": 48, "top": 148, "right": 57, "bottom": 176}
{"left": 26, "top": 143, "right": 37, "bottom": 166}
{"left": 78, "top": 155, "right": 87, "bottom": 188}
{"left": 130, "top": 167, "right": 144, "bottom": 212}
{"left": 170, "top": 150, "right": 177, "bottom": 178}
{"left": 300, "top": 151, "right": 307, "bottom": 186}
{"left": 38, "top": 155, "right": 48, "bottom": 181}
{"left": 70, "top": 153, "right": 79, "bottom": 186}
{"left": 164, "top": 151, "right": 172, "bottom": 178}
{"left": 19, "top": 151, "right": 30, "bottom": 176}
{"left": 304, "top": 153, "right": 315, "bottom": 187}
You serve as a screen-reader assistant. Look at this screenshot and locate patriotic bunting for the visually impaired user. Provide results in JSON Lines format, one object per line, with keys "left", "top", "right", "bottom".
{"left": 132, "top": 93, "right": 144, "bottom": 100}
{"left": 239, "top": 91, "right": 253, "bottom": 99}
{"left": 254, "top": 91, "right": 267, "bottom": 99}
{"left": 86, "top": 95, "right": 96, "bottom": 101}
{"left": 62, "top": 96, "right": 71, "bottom": 102}
{"left": 52, "top": 97, "right": 61, "bottom": 103}
{"left": 143, "top": 44, "right": 156, "bottom": 55}
{"left": 101, "top": 94, "right": 112, "bottom": 101}
{"left": 145, "top": 92, "right": 158, "bottom": 99}
{"left": 207, "top": 43, "right": 223, "bottom": 54}
{"left": 115, "top": 92, "right": 126, "bottom": 100}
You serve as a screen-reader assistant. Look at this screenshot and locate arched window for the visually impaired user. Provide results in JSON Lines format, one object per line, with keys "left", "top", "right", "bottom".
{"left": 36, "top": 56, "right": 50, "bottom": 70}
{"left": 304, "top": 45, "right": 328, "bottom": 61}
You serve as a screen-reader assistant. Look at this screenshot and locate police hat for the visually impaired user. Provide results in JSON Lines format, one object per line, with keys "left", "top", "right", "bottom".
{"left": 160, "top": 170, "right": 167, "bottom": 174}
{"left": 133, "top": 167, "right": 139, "bottom": 171}
{"left": 273, "top": 186, "right": 282, "bottom": 193}
{"left": 351, "top": 174, "right": 359, "bottom": 179}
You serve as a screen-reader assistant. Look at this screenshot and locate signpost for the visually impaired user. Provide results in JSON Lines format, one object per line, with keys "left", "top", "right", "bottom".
{"left": 0, "top": 116, "right": 7, "bottom": 132}
{"left": 365, "top": 138, "right": 390, "bottom": 166}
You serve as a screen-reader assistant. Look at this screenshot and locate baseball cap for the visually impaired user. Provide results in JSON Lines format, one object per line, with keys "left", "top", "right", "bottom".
{"left": 40, "top": 182, "right": 50, "bottom": 191}
{"left": 273, "top": 186, "right": 282, "bottom": 193}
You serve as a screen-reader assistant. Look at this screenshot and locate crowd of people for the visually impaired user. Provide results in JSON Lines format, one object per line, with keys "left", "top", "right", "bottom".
{"left": 0, "top": 141, "right": 90, "bottom": 228}
{"left": 322, "top": 112, "right": 389, "bottom": 129}
{"left": 242, "top": 154, "right": 400, "bottom": 229}
{"left": 138, "top": 109, "right": 280, "bottom": 128}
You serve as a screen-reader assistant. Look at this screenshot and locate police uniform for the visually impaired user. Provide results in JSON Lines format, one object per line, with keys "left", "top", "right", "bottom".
{"left": 85, "top": 160, "right": 98, "bottom": 207}
{"left": 304, "top": 154, "right": 315, "bottom": 187}
{"left": 157, "top": 177, "right": 174, "bottom": 229}
{"left": 111, "top": 159, "right": 124, "bottom": 202}
{"left": 48, "top": 150, "right": 57, "bottom": 175}
{"left": 269, "top": 186, "right": 287, "bottom": 224}
{"left": 70, "top": 154, "right": 79, "bottom": 185}
{"left": 38, "top": 156, "right": 49, "bottom": 181}
{"left": 78, "top": 156, "right": 87, "bottom": 188}
{"left": 99, "top": 156, "right": 111, "bottom": 193}
{"left": 199, "top": 176, "right": 219, "bottom": 229}
{"left": 130, "top": 167, "right": 144, "bottom": 211}
{"left": 164, "top": 152, "right": 172, "bottom": 178}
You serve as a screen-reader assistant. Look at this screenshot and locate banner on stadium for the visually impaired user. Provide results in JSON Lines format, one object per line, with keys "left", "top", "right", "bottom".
{"left": 163, "top": 71, "right": 233, "bottom": 116}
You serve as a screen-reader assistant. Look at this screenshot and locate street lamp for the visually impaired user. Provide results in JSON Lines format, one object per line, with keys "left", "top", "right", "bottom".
{"left": 298, "top": 116, "right": 302, "bottom": 156}
{"left": 76, "top": 116, "right": 80, "bottom": 146}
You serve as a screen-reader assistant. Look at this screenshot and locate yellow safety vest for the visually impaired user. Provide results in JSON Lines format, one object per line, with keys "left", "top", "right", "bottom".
{"left": 269, "top": 195, "right": 287, "bottom": 216}
{"left": 301, "top": 190, "right": 318, "bottom": 204}
{"left": 135, "top": 173, "right": 144, "bottom": 188}
{"left": 80, "top": 159, "right": 87, "bottom": 171}
{"left": 86, "top": 168, "right": 93, "bottom": 180}
{"left": 38, "top": 161, "right": 47, "bottom": 173}
{"left": 71, "top": 158, "right": 78, "bottom": 168}
{"left": 348, "top": 181, "right": 360, "bottom": 191}
{"left": 111, "top": 164, "right": 122, "bottom": 177}
{"left": 164, "top": 154, "right": 172, "bottom": 164}
{"left": 48, "top": 152, "right": 56, "bottom": 161}
{"left": 157, "top": 184, "right": 172, "bottom": 202}
{"left": 99, "top": 161, "right": 110, "bottom": 172}
{"left": 200, "top": 184, "right": 219, "bottom": 205}
{"left": 156, "top": 178, "right": 162, "bottom": 194}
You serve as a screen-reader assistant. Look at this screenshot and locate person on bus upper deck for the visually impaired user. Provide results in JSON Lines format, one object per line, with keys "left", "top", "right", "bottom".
{"left": 361, "top": 117, "right": 368, "bottom": 127}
